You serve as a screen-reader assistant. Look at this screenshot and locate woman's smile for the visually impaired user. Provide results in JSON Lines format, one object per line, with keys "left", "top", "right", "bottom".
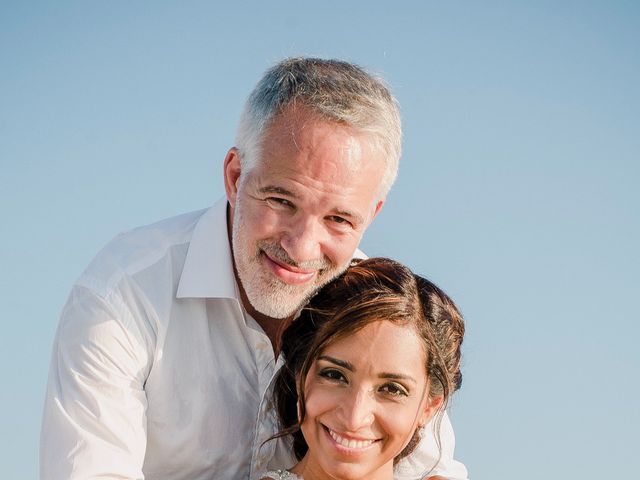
{"left": 323, "top": 424, "right": 380, "bottom": 451}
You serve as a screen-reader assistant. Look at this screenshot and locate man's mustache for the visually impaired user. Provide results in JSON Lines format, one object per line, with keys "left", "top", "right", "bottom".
{"left": 259, "top": 242, "right": 332, "bottom": 271}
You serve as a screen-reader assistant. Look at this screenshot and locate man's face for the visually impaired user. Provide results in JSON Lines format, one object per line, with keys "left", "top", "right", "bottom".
{"left": 224, "top": 107, "right": 386, "bottom": 319}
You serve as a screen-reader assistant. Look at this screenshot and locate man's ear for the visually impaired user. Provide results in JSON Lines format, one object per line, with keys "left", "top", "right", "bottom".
{"left": 223, "top": 147, "right": 242, "bottom": 208}
{"left": 366, "top": 199, "right": 384, "bottom": 226}
{"left": 372, "top": 199, "right": 384, "bottom": 220}
{"left": 418, "top": 395, "right": 444, "bottom": 429}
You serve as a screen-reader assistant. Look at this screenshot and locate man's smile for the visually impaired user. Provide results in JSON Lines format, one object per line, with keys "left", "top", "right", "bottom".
{"left": 262, "top": 251, "right": 318, "bottom": 285}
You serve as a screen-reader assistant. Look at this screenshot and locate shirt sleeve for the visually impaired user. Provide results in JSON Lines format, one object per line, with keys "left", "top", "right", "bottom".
{"left": 394, "top": 411, "right": 468, "bottom": 480}
{"left": 40, "top": 284, "right": 154, "bottom": 480}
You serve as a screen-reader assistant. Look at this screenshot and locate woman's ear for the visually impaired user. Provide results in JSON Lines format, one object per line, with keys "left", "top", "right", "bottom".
{"left": 295, "top": 374, "right": 302, "bottom": 422}
{"left": 295, "top": 373, "right": 302, "bottom": 396}
{"left": 418, "top": 395, "right": 444, "bottom": 428}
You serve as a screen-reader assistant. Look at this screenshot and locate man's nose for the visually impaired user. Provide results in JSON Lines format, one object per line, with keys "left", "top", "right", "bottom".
{"left": 338, "top": 389, "right": 375, "bottom": 432}
{"left": 280, "top": 216, "right": 324, "bottom": 264}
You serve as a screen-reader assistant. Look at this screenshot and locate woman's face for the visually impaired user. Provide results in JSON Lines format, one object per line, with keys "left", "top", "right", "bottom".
{"left": 297, "top": 320, "right": 442, "bottom": 480}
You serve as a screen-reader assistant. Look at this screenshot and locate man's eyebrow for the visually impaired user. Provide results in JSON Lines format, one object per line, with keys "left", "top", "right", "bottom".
{"left": 258, "top": 186, "right": 297, "bottom": 197}
{"left": 333, "top": 209, "right": 364, "bottom": 225}
{"left": 318, "top": 355, "right": 354, "bottom": 371}
{"left": 257, "top": 187, "right": 365, "bottom": 224}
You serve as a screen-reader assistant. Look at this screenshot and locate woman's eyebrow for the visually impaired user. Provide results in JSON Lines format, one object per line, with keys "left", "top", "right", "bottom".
{"left": 318, "top": 355, "right": 354, "bottom": 371}
{"left": 318, "top": 356, "right": 418, "bottom": 384}
{"left": 378, "top": 372, "right": 418, "bottom": 384}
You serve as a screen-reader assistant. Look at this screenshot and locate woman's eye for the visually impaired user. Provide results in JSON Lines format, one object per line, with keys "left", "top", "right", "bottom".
{"left": 319, "top": 368, "right": 346, "bottom": 382}
{"left": 379, "top": 383, "right": 408, "bottom": 397}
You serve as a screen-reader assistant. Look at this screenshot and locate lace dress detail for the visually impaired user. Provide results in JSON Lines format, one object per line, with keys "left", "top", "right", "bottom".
{"left": 262, "top": 469, "right": 303, "bottom": 480}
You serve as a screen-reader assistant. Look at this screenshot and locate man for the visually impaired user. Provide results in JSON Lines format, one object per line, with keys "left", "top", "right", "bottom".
{"left": 41, "top": 58, "right": 467, "bottom": 479}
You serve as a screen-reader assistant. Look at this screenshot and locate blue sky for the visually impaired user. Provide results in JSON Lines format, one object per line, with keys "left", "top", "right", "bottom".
{"left": 1, "top": 1, "right": 638, "bottom": 478}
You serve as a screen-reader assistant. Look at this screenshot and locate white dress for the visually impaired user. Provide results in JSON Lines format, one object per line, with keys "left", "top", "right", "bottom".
{"left": 262, "top": 470, "right": 303, "bottom": 480}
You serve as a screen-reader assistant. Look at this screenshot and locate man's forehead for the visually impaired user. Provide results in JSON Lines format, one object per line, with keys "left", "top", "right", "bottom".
{"left": 262, "top": 104, "right": 369, "bottom": 148}
{"left": 259, "top": 123, "right": 382, "bottom": 175}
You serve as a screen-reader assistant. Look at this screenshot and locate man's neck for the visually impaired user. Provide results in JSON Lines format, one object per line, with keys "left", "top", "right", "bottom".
{"left": 226, "top": 202, "right": 293, "bottom": 356}
{"left": 242, "top": 293, "right": 294, "bottom": 357}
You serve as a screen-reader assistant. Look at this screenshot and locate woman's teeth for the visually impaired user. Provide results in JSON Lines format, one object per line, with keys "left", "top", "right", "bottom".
{"left": 328, "top": 429, "right": 375, "bottom": 449}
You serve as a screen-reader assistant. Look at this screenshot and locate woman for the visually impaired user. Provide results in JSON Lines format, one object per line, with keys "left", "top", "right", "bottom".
{"left": 262, "top": 257, "right": 464, "bottom": 480}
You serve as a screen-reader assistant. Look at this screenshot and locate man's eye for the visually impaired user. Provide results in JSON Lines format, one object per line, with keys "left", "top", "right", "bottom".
{"left": 319, "top": 368, "right": 347, "bottom": 383}
{"left": 266, "top": 197, "right": 293, "bottom": 208}
{"left": 327, "top": 216, "right": 352, "bottom": 227}
{"left": 379, "top": 383, "right": 408, "bottom": 397}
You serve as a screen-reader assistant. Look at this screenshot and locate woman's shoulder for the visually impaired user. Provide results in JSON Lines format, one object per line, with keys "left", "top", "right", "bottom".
{"left": 261, "top": 469, "right": 303, "bottom": 480}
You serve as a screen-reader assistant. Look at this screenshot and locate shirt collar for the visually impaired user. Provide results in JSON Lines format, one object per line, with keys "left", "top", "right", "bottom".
{"left": 176, "top": 196, "right": 237, "bottom": 299}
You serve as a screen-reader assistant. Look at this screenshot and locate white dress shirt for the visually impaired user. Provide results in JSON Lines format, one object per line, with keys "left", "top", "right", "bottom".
{"left": 40, "top": 197, "right": 468, "bottom": 480}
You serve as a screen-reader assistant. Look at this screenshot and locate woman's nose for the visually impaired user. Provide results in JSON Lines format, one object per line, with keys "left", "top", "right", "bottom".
{"left": 338, "top": 389, "right": 375, "bottom": 431}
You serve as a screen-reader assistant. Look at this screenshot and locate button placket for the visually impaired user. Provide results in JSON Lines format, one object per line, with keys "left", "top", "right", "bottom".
{"left": 250, "top": 329, "right": 280, "bottom": 478}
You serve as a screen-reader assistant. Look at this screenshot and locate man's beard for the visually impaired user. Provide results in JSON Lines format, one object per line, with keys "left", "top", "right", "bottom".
{"left": 231, "top": 204, "right": 347, "bottom": 319}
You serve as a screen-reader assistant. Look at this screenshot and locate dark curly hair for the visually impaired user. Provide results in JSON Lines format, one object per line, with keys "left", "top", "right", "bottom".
{"left": 270, "top": 257, "right": 464, "bottom": 465}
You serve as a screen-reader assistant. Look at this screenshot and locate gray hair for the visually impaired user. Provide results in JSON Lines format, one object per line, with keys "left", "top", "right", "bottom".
{"left": 235, "top": 57, "right": 402, "bottom": 199}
